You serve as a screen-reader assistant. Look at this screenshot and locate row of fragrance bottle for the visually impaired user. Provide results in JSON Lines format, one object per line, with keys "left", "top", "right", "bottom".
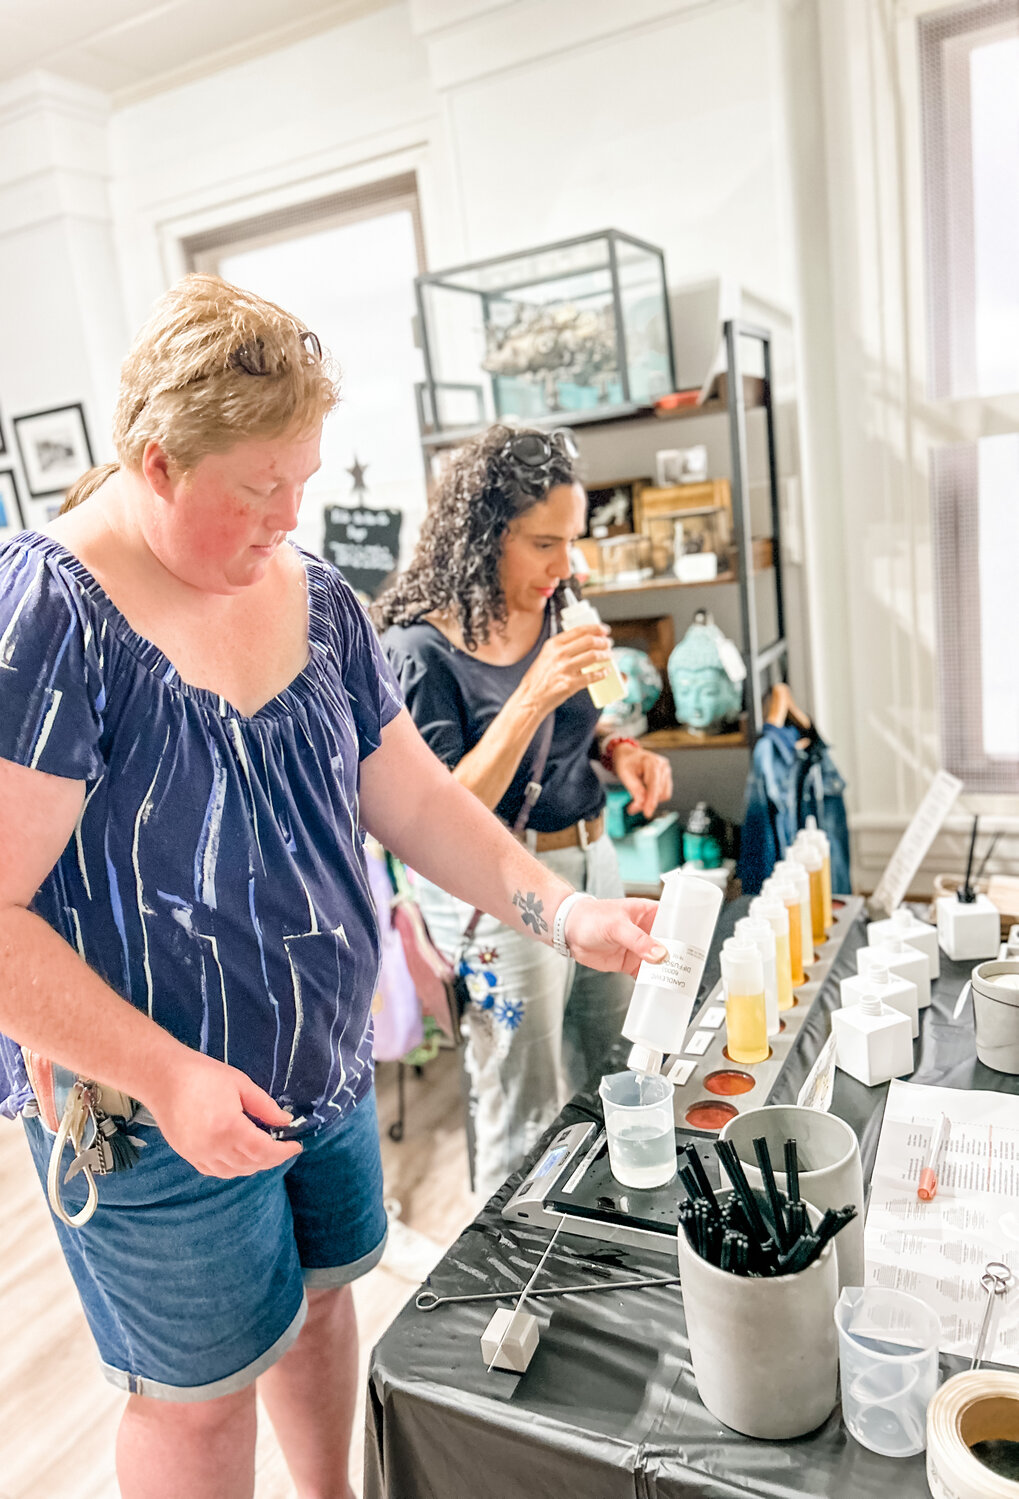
{"left": 618, "top": 821, "right": 837, "bottom": 1084}
{"left": 718, "top": 822, "right": 838, "bottom": 1067}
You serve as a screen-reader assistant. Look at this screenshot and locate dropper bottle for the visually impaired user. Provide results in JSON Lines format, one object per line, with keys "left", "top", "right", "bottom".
{"left": 721, "top": 940, "right": 769, "bottom": 1065}
{"left": 559, "top": 588, "right": 626, "bottom": 708}
{"left": 622, "top": 870, "right": 724, "bottom": 1075}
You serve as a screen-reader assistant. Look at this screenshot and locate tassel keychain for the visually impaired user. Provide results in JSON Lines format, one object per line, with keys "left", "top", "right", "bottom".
{"left": 49, "top": 1082, "right": 145, "bottom": 1228}
{"left": 64, "top": 1084, "right": 145, "bottom": 1181}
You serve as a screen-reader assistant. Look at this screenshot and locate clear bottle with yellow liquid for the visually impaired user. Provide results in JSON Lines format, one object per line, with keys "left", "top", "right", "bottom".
{"left": 721, "top": 940, "right": 769, "bottom": 1065}
{"left": 778, "top": 859, "right": 815, "bottom": 973}
{"left": 805, "top": 817, "right": 834, "bottom": 930}
{"left": 750, "top": 895, "right": 794, "bottom": 1012}
{"left": 795, "top": 840, "right": 827, "bottom": 946}
{"left": 735, "top": 916, "right": 780, "bottom": 1038}
{"left": 560, "top": 589, "right": 625, "bottom": 708}
{"left": 768, "top": 875, "right": 807, "bottom": 987}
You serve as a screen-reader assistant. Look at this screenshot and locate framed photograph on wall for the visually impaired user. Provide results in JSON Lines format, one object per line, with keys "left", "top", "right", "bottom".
{"left": 0, "top": 469, "right": 26, "bottom": 542}
{"left": 14, "top": 404, "right": 94, "bottom": 498}
{"left": 0, "top": 403, "right": 7, "bottom": 458}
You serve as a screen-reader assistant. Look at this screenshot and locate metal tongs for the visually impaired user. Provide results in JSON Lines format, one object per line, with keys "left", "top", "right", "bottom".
{"left": 971, "top": 1261, "right": 1014, "bottom": 1369}
{"left": 416, "top": 1272, "right": 680, "bottom": 1313}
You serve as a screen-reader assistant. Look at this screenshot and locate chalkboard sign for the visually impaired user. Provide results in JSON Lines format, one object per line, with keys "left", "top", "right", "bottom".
{"left": 322, "top": 505, "right": 402, "bottom": 598}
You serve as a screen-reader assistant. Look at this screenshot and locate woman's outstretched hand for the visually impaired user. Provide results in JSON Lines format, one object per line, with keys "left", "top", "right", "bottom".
{"left": 610, "top": 741, "right": 673, "bottom": 819}
{"left": 562, "top": 896, "right": 666, "bottom": 977}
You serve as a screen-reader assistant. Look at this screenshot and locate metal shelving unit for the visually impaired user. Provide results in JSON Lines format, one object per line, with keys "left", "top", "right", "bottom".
{"left": 724, "top": 318, "right": 787, "bottom": 742}
{"left": 414, "top": 317, "right": 788, "bottom": 751}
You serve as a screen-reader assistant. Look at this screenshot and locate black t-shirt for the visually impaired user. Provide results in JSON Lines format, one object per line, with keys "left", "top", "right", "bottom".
{"left": 381, "top": 615, "right": 604, "bottom": 833}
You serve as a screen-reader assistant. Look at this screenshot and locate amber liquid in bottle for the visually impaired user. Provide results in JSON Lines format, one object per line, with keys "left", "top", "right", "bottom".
{"left": 821, "top": 853, "right": 833, "bottom": 930}
{"left": 809, "top": 868, "right": 826, "bottom": 944}
{"left": 786, "top": 899, "right": 806, "bottom": 987}
{"left": 775, "top": 930, "right": 794, "bottom": 1011}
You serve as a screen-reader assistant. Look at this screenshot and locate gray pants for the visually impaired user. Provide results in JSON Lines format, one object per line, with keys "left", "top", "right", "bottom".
{"left": 415, "top": 834, "right": 632, "bottom": 1200}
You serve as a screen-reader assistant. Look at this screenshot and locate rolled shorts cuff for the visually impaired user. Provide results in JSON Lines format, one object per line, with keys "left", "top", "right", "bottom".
{"left": 98, "top": 1296, "right": 309, "bottom": 1403}
{"left": 302, "top": 1224, "right": 388, "bottom": 1288}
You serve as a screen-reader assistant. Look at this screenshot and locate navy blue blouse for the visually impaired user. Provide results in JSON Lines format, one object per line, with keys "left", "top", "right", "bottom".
{"left": 382, "top": 618, "right": 604, "bottom": 833}
{"left": 0, "top": 534, "right": 403, "bottom": 1132}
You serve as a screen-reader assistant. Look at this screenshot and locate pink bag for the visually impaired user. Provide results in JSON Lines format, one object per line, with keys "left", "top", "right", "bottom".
{"left": 367, "top": 847, "right": 425, "bottom": 1062}
{"left": 390, "top": 897, "right": 460, "bottom": 1043}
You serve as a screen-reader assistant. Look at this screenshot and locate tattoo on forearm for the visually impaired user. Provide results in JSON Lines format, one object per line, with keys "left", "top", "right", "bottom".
{"left": 512, "top": 889, "right": 549, "bottom": 936}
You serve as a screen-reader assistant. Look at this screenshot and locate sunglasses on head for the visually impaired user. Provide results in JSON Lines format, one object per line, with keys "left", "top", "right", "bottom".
{"left": 227, "top": 329, "right": 323, "bottom": 377}
{"left": 502, "top": 428, "right": 580, "bottom": 472}
{"left": 123, "top": 328, "right": 323, "bottom": 434}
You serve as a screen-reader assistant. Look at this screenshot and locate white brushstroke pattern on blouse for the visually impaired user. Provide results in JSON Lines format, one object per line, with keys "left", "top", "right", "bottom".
{"left": 133, "top": 728, "right": 169, "bottom": 1018}
{"left": 30, "top": 688, "right": 62, "bottom": 769}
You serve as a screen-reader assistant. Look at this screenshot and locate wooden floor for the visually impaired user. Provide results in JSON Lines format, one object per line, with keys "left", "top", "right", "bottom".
{"left": 0, "top": 1051, "right": 477, "bottom": 1499}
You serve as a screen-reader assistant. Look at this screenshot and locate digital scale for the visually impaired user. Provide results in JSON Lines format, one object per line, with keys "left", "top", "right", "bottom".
{"left": 504, "top": 895, "right": 864, "bottom": 1254}
{"left": 503, "top": 1119, "right": 720, "bottom": 1256}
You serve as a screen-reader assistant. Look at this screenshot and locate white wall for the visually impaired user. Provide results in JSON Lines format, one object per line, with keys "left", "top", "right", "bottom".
{"left": 425, "top": 0, "right": 795, "bottom": 304}
{"left": 0, "top": 73, "right": 127, "bottom": 524}
{"left": 14, "top": 0, "right": 978, "bottom": 887}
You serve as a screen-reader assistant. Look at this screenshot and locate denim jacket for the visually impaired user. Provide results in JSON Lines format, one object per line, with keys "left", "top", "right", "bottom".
{"left": 737, "top": 724, "right": 851, "bottom": 897}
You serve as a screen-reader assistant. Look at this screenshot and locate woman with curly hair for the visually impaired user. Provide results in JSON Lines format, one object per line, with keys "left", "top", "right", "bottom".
{"left": 374, "top": 425, "right": 672, "bottom": 1196}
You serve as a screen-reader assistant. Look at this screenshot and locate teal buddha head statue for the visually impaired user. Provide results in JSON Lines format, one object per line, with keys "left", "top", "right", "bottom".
{"left": 668, "top": 613, "right": 743, "bottom": 732}
{"left": 600, "top": 646, "right": 663, "bottom": 736}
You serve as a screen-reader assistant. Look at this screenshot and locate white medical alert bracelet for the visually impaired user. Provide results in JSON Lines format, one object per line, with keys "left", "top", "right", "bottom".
{"left": 552, "top": 891, "right": 594, "bottom": 958}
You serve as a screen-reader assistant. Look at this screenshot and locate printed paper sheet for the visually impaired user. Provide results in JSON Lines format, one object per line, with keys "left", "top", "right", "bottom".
{"left": 866, "top": 1080, "right": 1019, "bottom": 1365}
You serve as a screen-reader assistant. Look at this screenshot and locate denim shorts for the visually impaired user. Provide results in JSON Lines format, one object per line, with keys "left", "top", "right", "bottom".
{"left": 23, "top": 1084, "right": 387, "bottom": 1402}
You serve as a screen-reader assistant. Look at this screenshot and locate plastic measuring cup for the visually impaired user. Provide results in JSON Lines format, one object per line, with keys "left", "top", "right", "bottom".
{"left": 598, "top": 1070, "right": 676, "bottom": 1189}
{"left": 834, "top": 1286, "right": 941, "bottom": 1456}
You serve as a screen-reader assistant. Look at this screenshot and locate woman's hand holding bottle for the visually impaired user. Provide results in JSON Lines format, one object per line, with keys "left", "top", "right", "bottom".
{"left": 517, "top": 624, "right": 612, "bottom": 716}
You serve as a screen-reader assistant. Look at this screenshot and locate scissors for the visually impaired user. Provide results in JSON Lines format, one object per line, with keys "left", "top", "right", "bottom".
{"left": 971, "top": 1261, "right": 1014, "bottom": 1370}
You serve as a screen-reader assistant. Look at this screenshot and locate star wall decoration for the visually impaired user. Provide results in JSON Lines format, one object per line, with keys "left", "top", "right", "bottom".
{"left": 347, "top": 456, "right": 368, "bottom": 496}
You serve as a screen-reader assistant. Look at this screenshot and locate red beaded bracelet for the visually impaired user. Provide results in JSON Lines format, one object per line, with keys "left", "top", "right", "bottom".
{"left": 600, "top": 735, "right": 638, "bottom": 771}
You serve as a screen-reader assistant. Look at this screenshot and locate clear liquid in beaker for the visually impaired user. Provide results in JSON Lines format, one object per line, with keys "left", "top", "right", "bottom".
{"left": 607, "top": 1118, "right": 676, "bottom": 1188}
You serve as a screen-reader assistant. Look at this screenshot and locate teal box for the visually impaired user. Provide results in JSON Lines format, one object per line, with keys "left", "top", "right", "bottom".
{"left": 605, "top": 785, "right": 646, "bottom": 840}
{"left": 611, "top": 812, "right": 682, "bottom": 886}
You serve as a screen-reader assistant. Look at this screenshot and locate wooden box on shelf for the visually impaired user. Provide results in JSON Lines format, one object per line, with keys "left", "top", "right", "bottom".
{"left": 585, "top": 477, "right": 651, "bottom": 539}
{"left": 641, "top": 716, "right": 749, "bottom": 752}
{"left": 634, "top": 479, "right": 733, "bottom": 549}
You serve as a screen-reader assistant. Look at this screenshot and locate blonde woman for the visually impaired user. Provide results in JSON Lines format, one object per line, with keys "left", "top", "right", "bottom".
{"left": 0, "top": 275, "right": 664, "bottom": 1499}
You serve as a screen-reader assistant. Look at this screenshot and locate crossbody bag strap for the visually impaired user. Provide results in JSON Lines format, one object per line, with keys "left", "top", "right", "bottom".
{"left": 459, "top": 596, "right": 565, "bottom": 953}
{"left": 461, "top": 709, "right": 555, "bottom": 950}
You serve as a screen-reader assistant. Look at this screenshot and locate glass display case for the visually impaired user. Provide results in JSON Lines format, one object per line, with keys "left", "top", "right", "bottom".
{"left": 415, "top": 230, "right": 675, "bottom": 440}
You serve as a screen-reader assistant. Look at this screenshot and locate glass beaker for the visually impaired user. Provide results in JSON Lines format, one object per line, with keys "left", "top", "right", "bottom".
{"left": 598, "top": 1070, "right": 676, "bottom": 1189}
{"left": 834, "top": 1286, "right": 941, "bottom": 1457}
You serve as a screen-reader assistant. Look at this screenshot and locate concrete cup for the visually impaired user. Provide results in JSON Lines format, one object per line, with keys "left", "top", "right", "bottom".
{"left": 971, "top": 960, "right": 1019, "bottom": 1074}
{"left": 677, "top": 1189, "right": 839, "bottom": 1439}
{"left": 719, "top": 1104, "right": 865, "bottom": 1288}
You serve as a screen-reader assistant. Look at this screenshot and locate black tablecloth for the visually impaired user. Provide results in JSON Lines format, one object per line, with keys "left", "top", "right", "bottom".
{"left": 364, "top": 904, "right": 1016, "bottom": 1499}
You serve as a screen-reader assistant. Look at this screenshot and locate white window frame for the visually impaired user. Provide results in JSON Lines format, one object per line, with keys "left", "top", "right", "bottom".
{"left": 894, "top": 0, "right": 1019, "bottom": 793}
{"left": 182, "top": 172, "right": 426, "bottom": 279}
